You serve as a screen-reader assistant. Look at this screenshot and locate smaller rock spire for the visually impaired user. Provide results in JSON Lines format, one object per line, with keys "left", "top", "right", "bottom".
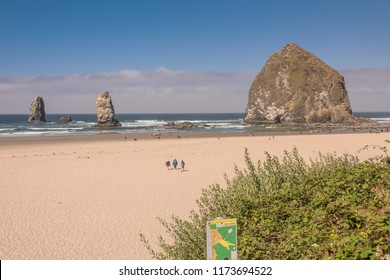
{"left": 95, "top": 91, "right": 121, "bottom": 127}
{"left": 28, "top": 96, "right": 46, "bottom": 123}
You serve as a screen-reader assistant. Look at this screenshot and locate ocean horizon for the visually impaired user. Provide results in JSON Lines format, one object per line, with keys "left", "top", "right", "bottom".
{"left": 0, "top": 112, "right": 389, "bottom": 137}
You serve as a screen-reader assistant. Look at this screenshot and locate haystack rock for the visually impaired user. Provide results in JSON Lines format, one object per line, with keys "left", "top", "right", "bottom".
{"left": 28, "top": 96, "right": 46, "bottom": 123}
{"left": 95, "top": 91, "right": 121, "bottom": 127}
{"left": 244, "top": 43, "right": 357, "bottom": 124}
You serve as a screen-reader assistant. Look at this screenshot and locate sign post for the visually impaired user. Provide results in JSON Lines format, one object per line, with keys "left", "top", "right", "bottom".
{"left": 206, "top": 218, "right": 237, "bottom": 260}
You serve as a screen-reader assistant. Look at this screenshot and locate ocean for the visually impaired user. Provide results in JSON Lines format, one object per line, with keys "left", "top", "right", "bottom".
{"left": 0, "top": 112, "right": 389, "bottom": 137}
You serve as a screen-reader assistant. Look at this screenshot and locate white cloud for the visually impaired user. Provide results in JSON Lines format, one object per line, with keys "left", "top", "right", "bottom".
{"left": 0, "top": 69, "right": 256, "bottom": 114}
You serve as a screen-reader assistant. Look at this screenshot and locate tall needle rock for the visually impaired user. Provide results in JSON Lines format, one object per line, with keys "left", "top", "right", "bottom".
{"left": 96, "top": 91, "right": 121, "bottom": 127}
{"left": 28, "top": 96, "right": 46, "bottom": 123}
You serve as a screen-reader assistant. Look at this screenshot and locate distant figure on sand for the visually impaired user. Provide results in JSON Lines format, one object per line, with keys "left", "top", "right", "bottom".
{"left": 173, "top": 159, "right": 178, "bottom": 169}
{"left": 165, "top": 161, "right": 170, "bottom": 170}
{"left": 181, "top": 160, "right": 185, "bottom": 172}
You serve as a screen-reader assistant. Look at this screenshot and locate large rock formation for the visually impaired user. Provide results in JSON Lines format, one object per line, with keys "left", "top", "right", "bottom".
{"left": 95, "top": 91, "right": 121, "bottom": 127}
{"left": 28, "top": 96, "right": 46, "bottom": 123}
{"left": 244, "top": 43, "right": 356, "bottom": 124}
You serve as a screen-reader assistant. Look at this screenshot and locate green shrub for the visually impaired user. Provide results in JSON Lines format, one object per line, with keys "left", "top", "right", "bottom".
{"left": 140, "top": 147, "right": 390, "bottom": 260}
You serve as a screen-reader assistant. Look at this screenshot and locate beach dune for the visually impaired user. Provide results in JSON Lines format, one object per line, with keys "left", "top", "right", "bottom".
{"left": 0, "top": 132, "right": 389, "bottom": 259}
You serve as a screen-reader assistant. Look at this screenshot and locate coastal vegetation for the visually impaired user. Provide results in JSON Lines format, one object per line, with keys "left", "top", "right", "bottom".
{"left": 141, "top": 144, "right": 390, "bottom": 260}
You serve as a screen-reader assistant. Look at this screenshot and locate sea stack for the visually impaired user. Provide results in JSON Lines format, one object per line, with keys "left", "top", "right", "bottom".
{"left": 28, "top": 96, "right": 46, "bottom": 123}
{"left": 95, "top": 91, "right": 121, "bottom": 127}
{"left": 244, "top": 43, "right": 356, "bottom": 124}
{"left": 57, "top": 115, "right": 74, "bottom": 124}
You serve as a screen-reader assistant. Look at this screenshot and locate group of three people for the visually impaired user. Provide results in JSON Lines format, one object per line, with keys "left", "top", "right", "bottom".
{"left": 165, "top": 158, "right": 185, "bottom": 171}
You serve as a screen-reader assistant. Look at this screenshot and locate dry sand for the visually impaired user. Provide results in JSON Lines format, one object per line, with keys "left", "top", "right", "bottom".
{"left": 1, "top": 132, "right": 389, "bottom": 259}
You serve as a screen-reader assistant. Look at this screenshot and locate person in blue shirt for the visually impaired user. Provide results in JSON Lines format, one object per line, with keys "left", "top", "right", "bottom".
{"left": 173, "top": 159, "right": 178, "bottom": 169}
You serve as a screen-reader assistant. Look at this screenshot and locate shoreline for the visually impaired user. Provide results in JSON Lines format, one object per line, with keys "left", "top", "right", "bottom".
{"left": 1, "top": 126, "right": 389, "bottom": 147}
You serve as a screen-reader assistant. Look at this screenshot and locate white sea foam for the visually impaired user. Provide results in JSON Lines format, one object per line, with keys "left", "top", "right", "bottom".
{"left": 75, "top": 121, "right": 96, "bottom": 126}
{"left": 121, "top": 120, "right": 168, "bottom": 128}
{"left": 28, "top": 127, "right": 84, "bottom": 131}
{"left": 370, "top": 117, "right": 390, "bottom": 123}
{"left": 0, "top": 129, "right": 90, "bottom": 137}
{"left": 10, "top": 131, "right": 57, "bottom": 135}
{"left": 219, "top": 125, "right": 247, "bottom": 129}
{"left": 208, "top": 122, "right": 231, "bottom": 126}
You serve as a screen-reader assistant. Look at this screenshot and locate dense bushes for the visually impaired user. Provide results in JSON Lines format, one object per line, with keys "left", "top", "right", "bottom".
{"left": 140, "top": 147, "right": 390, "bottom": 260}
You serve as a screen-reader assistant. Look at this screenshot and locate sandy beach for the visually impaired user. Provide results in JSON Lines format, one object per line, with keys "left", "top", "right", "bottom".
{"left": 1, "top": 131, "right": 389, "bottom": 259}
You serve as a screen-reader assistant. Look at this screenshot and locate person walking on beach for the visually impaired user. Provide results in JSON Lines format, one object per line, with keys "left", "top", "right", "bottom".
{"left": 165, "top": 160, "right": 171, "bottom": 170}
{"left": 181, "top": 160, "right": 185, "bottom": 172}
{"left": 173, "top": 159, "right": 178, "bottom": 169}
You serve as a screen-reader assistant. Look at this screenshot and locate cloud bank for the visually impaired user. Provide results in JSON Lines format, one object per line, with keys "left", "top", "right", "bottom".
{"left": 341, "top": 68, "right": 390, "bottom": 112}
{"left": 0, "top": 68, "right": 256, "bottom": 114}
{"left": 0, "top": 68, "right": 389, "bottom": 114}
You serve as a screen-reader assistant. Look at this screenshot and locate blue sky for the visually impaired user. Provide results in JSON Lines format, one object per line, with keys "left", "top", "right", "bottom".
{"left": 0, "top": 0, "right": 389, "bottom": 113}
